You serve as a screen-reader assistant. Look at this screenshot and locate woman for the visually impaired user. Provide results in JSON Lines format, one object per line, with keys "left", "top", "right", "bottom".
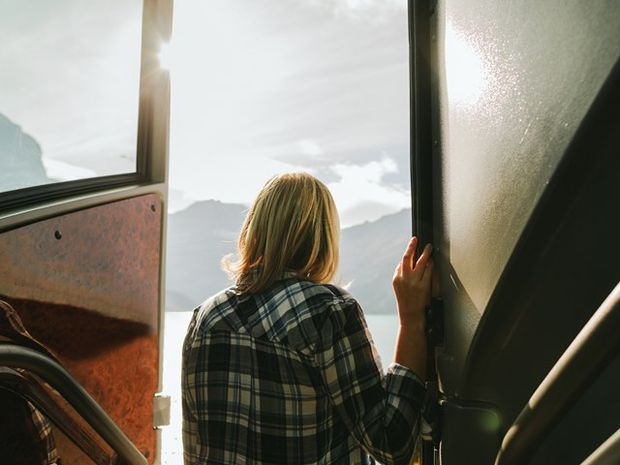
{"left": 182, "top": 173, "right": 433, "bottom": 465}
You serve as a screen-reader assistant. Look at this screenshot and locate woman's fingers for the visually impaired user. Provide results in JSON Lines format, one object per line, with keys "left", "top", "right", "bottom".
{"left": 401, "top": 236, "right": 418, "bottom": 273}
{"left": 393, "top": 263, "right": 401, "bottom": 281}
{"left": 412, "top": 243, "right": 433, "bottom": 280}
{"left": 396, "top": 237, "right": 433, "bottom": 282}
{"left": 421, "top": 258, "right": 433, "bottom": 285}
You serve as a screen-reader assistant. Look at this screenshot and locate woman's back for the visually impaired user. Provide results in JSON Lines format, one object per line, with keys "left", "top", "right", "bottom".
{"left": 181, "top": 173, "right": 433, "bottom": 465}
{"left": 182, "top": 274, "right": 425, "bottom": 465}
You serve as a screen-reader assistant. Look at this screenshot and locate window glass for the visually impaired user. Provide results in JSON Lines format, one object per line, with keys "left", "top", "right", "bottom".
{"left": 0, "top": 0, "right": 143, "bottom": 193}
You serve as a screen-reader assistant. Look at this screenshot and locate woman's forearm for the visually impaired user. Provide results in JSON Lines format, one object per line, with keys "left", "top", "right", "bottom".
{"left": 391, "top": 237, "right": 433, "bottom": 383}
{"left": 393, "top": 320, "right": 427, "bottom": 382}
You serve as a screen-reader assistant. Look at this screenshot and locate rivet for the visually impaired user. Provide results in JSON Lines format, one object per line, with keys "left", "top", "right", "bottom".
{"left": 54, "top": 230, "right": 62, "bottom": 240}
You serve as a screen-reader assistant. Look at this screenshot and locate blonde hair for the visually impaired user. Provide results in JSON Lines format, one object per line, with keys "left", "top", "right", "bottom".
{"left": 223, "top": 172, "right": 340, "bottom": 294}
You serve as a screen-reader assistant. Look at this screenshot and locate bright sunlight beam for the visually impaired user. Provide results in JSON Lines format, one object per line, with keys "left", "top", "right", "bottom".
{"left": 158, "top": 41, "right": 174, "bottom": 71}
{"left": 445, "top": 21, "right": 487, "bottom": 106}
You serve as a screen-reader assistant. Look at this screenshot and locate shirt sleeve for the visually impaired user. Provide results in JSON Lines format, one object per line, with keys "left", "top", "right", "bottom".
{"left": 311, "top": 298, "right": 427, "bottom": 465}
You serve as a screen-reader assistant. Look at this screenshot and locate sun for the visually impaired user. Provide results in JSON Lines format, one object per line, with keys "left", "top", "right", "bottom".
{"left": 158, "top": 41, "right": 174, "bottom": 71}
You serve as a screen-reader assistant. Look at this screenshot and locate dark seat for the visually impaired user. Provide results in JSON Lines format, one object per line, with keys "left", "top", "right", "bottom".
{"left": 0, "top": 299, "right": 59, "bottom": 465}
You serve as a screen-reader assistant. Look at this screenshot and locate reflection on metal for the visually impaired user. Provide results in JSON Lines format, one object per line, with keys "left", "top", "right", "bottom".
{"left": 495, "top": 282, "right": 620, "bottom": 465}
{"left": 436, "top": 1, "right": 620, "bottom": 314}
{"left": 157, "top": 42, "right": 173, "bottom": 71}
{"left": 432, "top": 8, "right": 620, "bottom": 463}
{"left": 152, "top": 393, "right": 171, "bottom": 429}
{"left": 445, "top": 21, "right": 487, "bottom": 106}
{"left": 440, "top": 400, "right": 502, "bottom": 465}
{"left": 581, "top": 428, "right": 620, "bottom": 465}
{"left": 0, "top": 344, "right": 147, "bottom": 465}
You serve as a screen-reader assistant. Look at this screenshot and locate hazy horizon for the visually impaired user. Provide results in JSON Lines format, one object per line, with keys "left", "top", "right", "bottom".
{"left": 169, "top": 196, "right": 412, "bottom": 228}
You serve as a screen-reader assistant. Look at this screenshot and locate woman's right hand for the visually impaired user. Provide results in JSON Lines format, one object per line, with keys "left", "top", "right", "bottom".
{"left": 392, "top": 236, "right": 433, "bottom": 328}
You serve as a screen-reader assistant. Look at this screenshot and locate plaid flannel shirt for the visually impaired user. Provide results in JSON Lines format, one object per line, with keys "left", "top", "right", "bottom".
{"left": 182, "top": 275, "right": 427, "bottom": 465}
{"left": 28, "top": 402, "right": 60, "bottom": 465}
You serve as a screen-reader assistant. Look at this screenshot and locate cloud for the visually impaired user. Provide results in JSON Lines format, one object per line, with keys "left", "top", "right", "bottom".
{"left": 299, "top": 0, "right": 406, "bottom": 22}
{"left": 165, "top": 0, "right": 410, "bottom": 226}
{"left": 298, "top": 139, "right": 324, "bottom": 157}
{"left": 333, "top": 156, "right": 398, "bottom": 181}
{"left": 326, "top": 156, "right": 410, "bottom": 227}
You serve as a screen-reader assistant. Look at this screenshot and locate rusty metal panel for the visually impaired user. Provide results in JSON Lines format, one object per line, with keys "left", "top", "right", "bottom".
{"left": 0, "top": 194, "right": 162, "bottom": 463}
{"left": 0, "top": 195, "right": 161, "bottom": 327}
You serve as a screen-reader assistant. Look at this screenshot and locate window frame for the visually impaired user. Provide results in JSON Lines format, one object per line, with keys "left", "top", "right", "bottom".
{"left": 0, "top": 0, "right": 171, "bottom": 215}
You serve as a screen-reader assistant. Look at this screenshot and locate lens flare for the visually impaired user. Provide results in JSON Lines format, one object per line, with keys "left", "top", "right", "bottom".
{"left": 445, "top": 21, "right": 487, "bottom": 106}
{"left": 158, "top": 42, "right": 173, "bottom": 71}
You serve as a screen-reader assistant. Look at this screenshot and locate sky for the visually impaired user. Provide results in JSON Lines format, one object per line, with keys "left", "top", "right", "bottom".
{"left": 1, "top": 0, "right": 411, "bottom": 228}
{"left": 166, "top": 0, "right": 411, "bottom": 227}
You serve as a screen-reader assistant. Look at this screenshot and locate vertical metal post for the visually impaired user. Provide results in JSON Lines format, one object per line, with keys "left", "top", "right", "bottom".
{"left": 409, "top": 1, "right": 439, "bottom": 463}
{"left": 409, "top": 0, "right": 433, "bottom": 245}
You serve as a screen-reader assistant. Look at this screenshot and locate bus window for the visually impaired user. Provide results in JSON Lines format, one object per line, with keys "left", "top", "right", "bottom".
{"left": 0, "top": 0, "right": 143, "bottom": 194}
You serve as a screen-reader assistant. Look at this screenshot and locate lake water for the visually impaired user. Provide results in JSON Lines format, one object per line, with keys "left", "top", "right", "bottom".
{"left": 161, "top": 311, "right": 399, "bottom": 464}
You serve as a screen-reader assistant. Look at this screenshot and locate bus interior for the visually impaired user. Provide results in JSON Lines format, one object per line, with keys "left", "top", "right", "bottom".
{"left": 0, "top": 1, "right": 619, "bottom": 464}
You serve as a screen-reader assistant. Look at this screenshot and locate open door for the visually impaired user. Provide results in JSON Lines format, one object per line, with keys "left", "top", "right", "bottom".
{"left": 409, "top": 1, "right": 620, "bottom": 464}
{"left": 0, "top": 0, "right": 172, "bottom": 463}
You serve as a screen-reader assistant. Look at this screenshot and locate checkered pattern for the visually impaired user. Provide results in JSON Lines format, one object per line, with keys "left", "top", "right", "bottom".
{"left": 182, "top": 275, "right": 427, "bottom": 465}
{"left": 27, "top": 402, "right": 60, "bottom": 465}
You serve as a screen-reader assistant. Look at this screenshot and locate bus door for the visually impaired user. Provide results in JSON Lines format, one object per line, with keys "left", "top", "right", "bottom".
{"left": 409, "top": 1, "right": 620, "bottom": 464}
{"left": 0, "top": 0, "right": 173, "bottom": 464}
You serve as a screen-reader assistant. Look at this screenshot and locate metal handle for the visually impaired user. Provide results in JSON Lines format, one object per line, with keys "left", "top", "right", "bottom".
{"left": 495, "top": 281, "right": 620, "bottom": 465}
{"left": 0, "top": 344, "right": 147, "bottom": 465}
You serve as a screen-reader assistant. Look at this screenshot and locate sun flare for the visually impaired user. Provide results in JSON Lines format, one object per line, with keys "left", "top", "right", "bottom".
{"left": 445, "top": 21, "right": 487, "bottom": 106}
{"left": 158, "top": 41, "right": 174, "bottom": 71}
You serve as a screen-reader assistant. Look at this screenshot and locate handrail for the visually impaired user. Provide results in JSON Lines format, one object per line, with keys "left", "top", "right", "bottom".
{"left": 495, "top": 281, "right": 620, "bottom": 465}
{"left": 581, "top": 427, "right": 620, "bottom": 465}
{"left": 0, "top": 344, "right": 147, "bottom": 465}
{"left": 0, "top": 367, "right": 113, "bottom": 465}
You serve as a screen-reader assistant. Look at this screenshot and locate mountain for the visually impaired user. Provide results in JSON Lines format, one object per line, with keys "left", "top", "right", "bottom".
{"left": 165, "top": 200, "right": 411, "bottom": 314}
{"left": 0, "top": 113, "right": 49, "bottom": 190}
{"left": 165, "top": 200, "right": 247, "bottom": 311}
{"left": 338, "top": 209, "right": 410, "bottom": 315}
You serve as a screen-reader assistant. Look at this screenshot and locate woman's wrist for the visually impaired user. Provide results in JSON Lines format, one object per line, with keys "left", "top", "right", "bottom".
{"left": 398, "top": 316, "right": 427, "bottom": 333}
{"left": 394, "top": 321, "right": 428, "bottom": 381}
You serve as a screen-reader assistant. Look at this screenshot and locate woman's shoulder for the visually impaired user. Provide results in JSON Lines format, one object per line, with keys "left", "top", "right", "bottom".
{"left": 316, "top": 283, "right": 357, "bottom": 307}
{"left": 280, "top": 278, "right": 356, "bottom": 308}
{"left": 188, "top": 286, "right": 243, "bottom": 331}
{"left": 197, "top": 286, "right": 237, "bottom": 311}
